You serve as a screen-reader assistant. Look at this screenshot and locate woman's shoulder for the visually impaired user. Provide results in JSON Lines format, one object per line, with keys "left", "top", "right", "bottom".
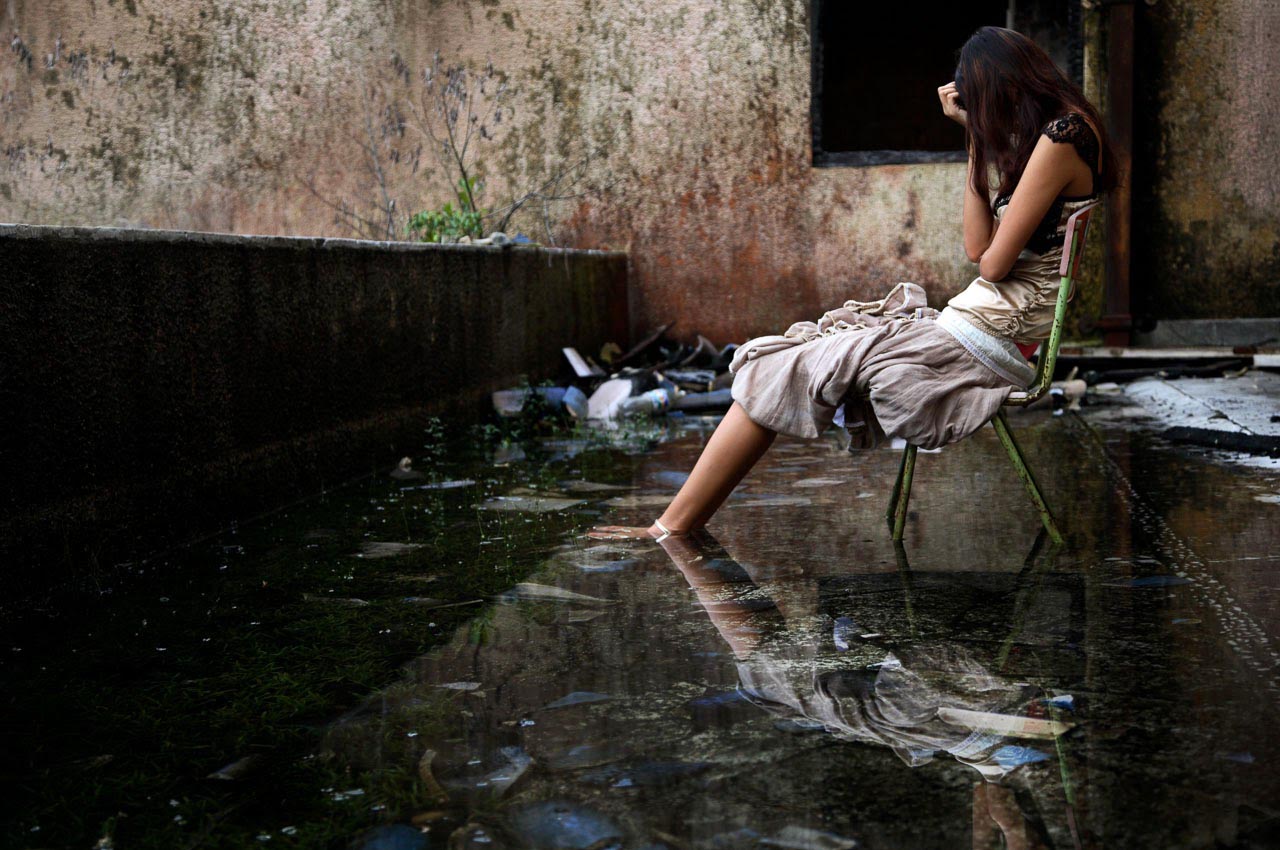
{"left": 1040, "top": 112, "right": 1100, "bottom": 174}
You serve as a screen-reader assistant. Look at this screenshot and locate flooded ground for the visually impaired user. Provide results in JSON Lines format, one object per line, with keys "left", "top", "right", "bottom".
{"left": 3, "top": 405, "right": 1279, "bottom": 849}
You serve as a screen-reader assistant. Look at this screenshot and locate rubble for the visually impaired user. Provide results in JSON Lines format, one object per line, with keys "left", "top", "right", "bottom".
{"left": 491, "top": 325, "right": 740, "bottom": 426}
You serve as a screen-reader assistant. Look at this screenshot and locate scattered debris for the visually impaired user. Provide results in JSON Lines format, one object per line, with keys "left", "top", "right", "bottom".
{"left": 416, "top": 749, "right": 450, "bottom": 801}
{"left": 545, "top": 742, "right": 630, "bottom": 772}
{"left": 504, "top": 800, "right": 625, "bottom": 850}
{"left": 302, "top": 593, "right": 371, "bottom": 607}
{"left": 760, "top": 825, "right": 859, "bottom": 850}
{"left": 991, "top": 745, "right": 1052, "bottom": 768}
{"left": 499, "top": 583, "right": 615, "bottom": 606}
{"left": 937, "top": 707, "right": 1073, "bottom": 739}
{"left": 356, "top": 541, "right": 426, "bottom": 559}
{"left": 390, "top": 457, "right": 424, "bottom": 481}
{"left": 401, "top": 478, "right": 476, "bottom": 491}
{"left": 480, "top": 495, "right": 586, "bottom": 513}
{"left": 206, "top": 754, "right": 258, "bottom": 781}
{"left": 542, "top": 691, "right": 612, "bottom": 710}
{"left": 1104, "top": 575, "right": 1193, "bottom": 588}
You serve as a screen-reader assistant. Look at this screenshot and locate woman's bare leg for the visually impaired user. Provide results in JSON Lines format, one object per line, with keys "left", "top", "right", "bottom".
{"left": 660, "top": 402, "right": 776, "bottom": 532}
{"left": 590, "top": 402, "right": 776, "bottom": 539}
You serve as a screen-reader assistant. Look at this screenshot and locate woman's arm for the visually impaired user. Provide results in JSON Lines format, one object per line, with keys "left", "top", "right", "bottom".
{"left": 975, "top": 135, "right": 1079, "bottom": 281}
{"left": 938, "top": 82, "right": 996, "bottom": 264}
{"left": 963, "top": 153, "right": 995, "bottom": 263}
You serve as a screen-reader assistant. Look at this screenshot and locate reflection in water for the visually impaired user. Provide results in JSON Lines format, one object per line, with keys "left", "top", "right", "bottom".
{"left": 667, "top": 530, "right": 1071, "bottom": 850}
{"left": 5, "top": 412, "right": 1279, "bottom": 848}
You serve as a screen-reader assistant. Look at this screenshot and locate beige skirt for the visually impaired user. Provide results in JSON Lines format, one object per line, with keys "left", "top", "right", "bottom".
{"left": 730, "top": 317, "right": 1016, "bottom": 450}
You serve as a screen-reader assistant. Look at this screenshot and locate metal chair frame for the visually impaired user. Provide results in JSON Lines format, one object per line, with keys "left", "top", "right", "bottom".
{"left": 887, "top": 202, "right": 1099, "bottom": 545}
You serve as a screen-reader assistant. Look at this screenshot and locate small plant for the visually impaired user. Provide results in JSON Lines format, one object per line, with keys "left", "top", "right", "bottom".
{"left": 407, "top": 177, "right": 485, "bottom": 243}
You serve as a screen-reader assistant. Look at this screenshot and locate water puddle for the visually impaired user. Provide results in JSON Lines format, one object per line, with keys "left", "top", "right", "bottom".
{"left": 2, "top": 412, "right": 1278, "bottom": 848}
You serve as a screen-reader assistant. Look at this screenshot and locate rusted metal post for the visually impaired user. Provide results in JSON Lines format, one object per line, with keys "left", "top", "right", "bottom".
{"left": 1101, "top": 0, "right": 1135, "bottom": 347}
{"left": 991, "top": 411, "right": 1065, "bottom": 544}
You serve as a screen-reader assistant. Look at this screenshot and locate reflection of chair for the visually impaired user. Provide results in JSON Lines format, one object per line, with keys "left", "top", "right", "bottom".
{"left": 887, "top": 202, "right": 1099, "bottom": 545}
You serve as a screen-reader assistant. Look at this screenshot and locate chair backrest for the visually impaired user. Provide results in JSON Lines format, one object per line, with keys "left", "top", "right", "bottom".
{"left": 1005, "top": 201, "right": 1099, "bottom": 406}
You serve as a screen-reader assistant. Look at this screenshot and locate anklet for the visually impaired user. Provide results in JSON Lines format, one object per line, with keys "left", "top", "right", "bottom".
{"left": 654, "top": 519, "right": 674, "bottom": 542}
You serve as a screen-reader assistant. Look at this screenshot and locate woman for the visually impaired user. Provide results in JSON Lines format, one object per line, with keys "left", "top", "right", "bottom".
{"left": 592, "top": 26, "right": 1118, "bottom": 543}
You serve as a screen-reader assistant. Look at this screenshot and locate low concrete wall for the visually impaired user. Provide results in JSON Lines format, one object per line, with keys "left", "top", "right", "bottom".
{"left": 0, "top": 224, "right": 627, "bottom": 590}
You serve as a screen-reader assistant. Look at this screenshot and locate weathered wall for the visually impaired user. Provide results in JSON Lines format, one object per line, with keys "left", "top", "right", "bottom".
{"left": 1132, "top": 0, "right": 1280, "bottom": 321}
{"left": 0, "top": 224, "right": 626, "bottom": 585}
{"left": 0, "top": 0, "right": 999, "bottom": 345}
{"left": 8, "top": 1, "right": 1270, "bottom": 338}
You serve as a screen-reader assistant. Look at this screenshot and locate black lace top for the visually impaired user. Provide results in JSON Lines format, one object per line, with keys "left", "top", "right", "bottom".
{"left": 993, "top": 113, "right": 1100, "bottom": 255}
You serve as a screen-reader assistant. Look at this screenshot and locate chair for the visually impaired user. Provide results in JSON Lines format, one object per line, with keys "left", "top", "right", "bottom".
{"left": 886, "top": 202, "right": 1099, "bottom": 545}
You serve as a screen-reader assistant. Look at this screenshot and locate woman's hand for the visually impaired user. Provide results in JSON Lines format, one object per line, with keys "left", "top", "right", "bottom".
{"left": 938, "top": 81, "right": 967, "bottom": 126}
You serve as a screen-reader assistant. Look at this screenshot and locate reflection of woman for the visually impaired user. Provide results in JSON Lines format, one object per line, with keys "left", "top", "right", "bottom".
{"left": 592, "top": 27, "right": 1117, "bottom": 544}
{"left": 663, "top": 531, "right": 1062, "bottom": 849}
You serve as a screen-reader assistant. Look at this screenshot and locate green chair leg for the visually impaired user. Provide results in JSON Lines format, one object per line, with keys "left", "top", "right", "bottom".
{"left": 890, "top": 444, "right": 918, "bottom": 541}
{"left": 990, "top": 411, "right": 1064, "bottom": 544}
{"left": 886, "top": 446, "right": 908, "bottom": 526}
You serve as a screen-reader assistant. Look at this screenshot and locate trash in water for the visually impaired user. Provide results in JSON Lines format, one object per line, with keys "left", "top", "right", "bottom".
{"left": 602, "top": 494, "right": 677, "bottom": 508}
{"left": 545, "top": 742, "right": 630, "bottom": 772}
{"left": 437, "top": 681, "right": 484, "bottom": 691}
{"left": 586, "top": 379, "right": 636, "bottom": 421}
{"left": 1041, "top": 694, "right": 1076, "bottom": 712}
{"left": 649, "top": 471, "right": 690, "bottom": 490}
{"left": 704, "top": 827, "right": 763, "bottom": 848}
{"left": 673, "top": 388, "right": 733, "bottom": 412}
{"left": 790, "top": 477, "right": 848, "bottom": 488}
{"left": 1104, "top": 575, "right": 1193, "bottom": 588}
{"left": 206, "top": 754, "right": 258, "bottom": 780}
{"left": 937, "top": 707, "right": 1073, "bottom": 739}
{"left": 498, "top": 583, "right": 615, "bottom": 606}
{"left": 725, "top": 495, "right": 812, "bottom": 508}
{"left": 560, "top": 480, "right": 634, "bottom": 494}
{"left": 1215, "top": 751, "right": 1256, "bottom": 764}
{"left": 542, "top": 690, "right": 612, "bottom": 710}
{"left": 446, "top": 746, "right": 534, "bottom": 799}
{"left": 760, "top": 825, "right": 859, "bottom": 850}
{"left": 492, "top": 386, "right": 576, "bottom": 418}
{"left": 774, "top": 718, "right": 827, "bottom": 734}
{"left": 416, "top": 750, "right": 449, "bottom": 801}
{"left": 389, "top": 457, "right": 424, "bottom": 481}
{"left": 354, "top": 824, "right": 428, "bottom": 850}
{"left": 833, "top": 616, "right": 857, "bottom": 651}
{"left": 355, "top": 541, "right": 425, "bottom": 559}
{"left": 563, "top": 385, "right": 589, "bottom": 419}
{"left": 1172, "top": 617, "right": 1202, "bottom": 625}
{"left": 480, "top": 495, "right": 586, "bottom": 513}
{"left": 401, "top": 479, "right": 477, "bottom": 491}
{"left": 991, "top": 745, "right": 1052, "bottom": 768}
{"left": 581, "top": 760, "right": 712, "bottom": 788}
{"left": 563, "top": 346, "right": 606, "bottom": 378}
{"left": 578, "top": 559, "right": 640, "bottom": 573}
{"left": 301, "top": 593, "right": 371, "bottom": 607}
{"left": 504, "top": 800, "right": 625, "bottom": 850}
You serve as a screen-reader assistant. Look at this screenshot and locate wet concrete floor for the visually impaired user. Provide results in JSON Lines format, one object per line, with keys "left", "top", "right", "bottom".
{"left": 3, "top": 406, "right": 1279, "bottom": 848}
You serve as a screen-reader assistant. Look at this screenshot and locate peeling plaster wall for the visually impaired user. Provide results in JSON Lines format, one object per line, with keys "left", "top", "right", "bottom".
{"left": 1133, "top": 0, "right": 1280, "bottom": 321}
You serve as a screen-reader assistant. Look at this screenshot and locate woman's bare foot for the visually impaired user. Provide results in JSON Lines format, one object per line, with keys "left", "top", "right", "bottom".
{"left": 585, "top": 523, "right": 664, "bottom": 541}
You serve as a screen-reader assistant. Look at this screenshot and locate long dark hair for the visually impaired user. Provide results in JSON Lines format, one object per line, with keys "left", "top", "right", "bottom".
{"left": 957, "top": 26, "right": 1119, "bottom": 209}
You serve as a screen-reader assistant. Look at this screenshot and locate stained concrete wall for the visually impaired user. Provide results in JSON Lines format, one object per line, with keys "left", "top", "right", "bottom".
{"left": 0, "top": 0, "right": 1002, "bottom": 345}
{"left": 1132, "top": 0, "right": 1280, "bottom": 322}
{"left": 3, "top": 1, "right": 1272, "bottom": 341}
{"left": 0, "top": 224, "right": 626, "bottom": 586}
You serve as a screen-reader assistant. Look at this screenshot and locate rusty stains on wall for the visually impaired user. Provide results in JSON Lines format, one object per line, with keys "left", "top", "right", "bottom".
{"left": 4, "top": 0, "right": 1272, "bottom": 340}
{"left": 1133, "top": 0, "right": 1280, "bottom": 322}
